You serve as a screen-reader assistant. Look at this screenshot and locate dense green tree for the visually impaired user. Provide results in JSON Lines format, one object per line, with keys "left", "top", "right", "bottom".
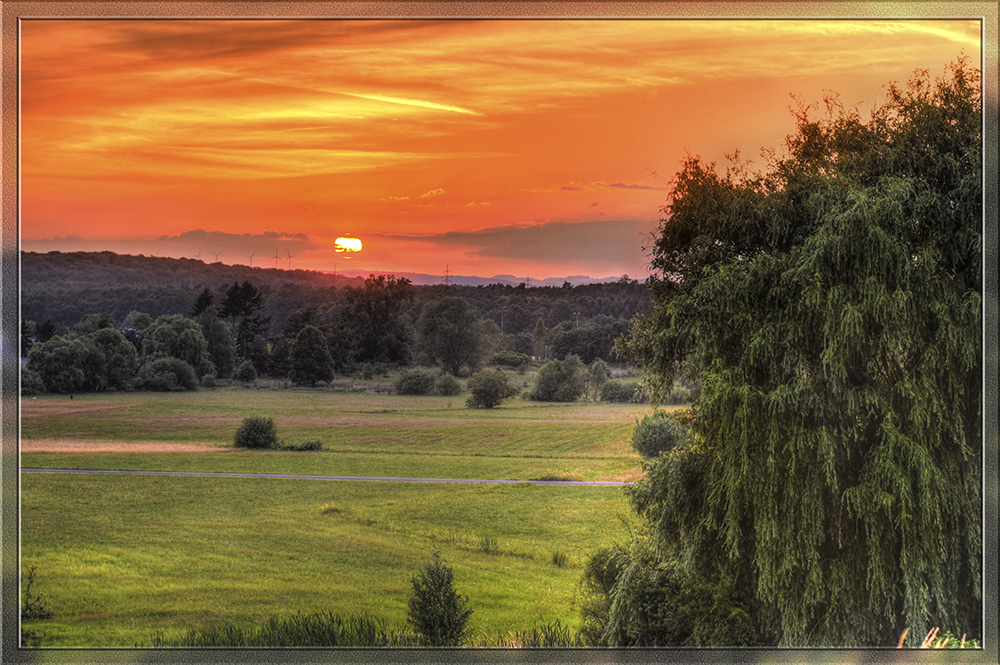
{"left": 417, "top": 296, "right": 486, "bottom": 375}
{"left": 529, "top": 354, "right": 586, "bottom": 402}
{"left": 394, "top": 368, "right": 438, "bottom": 395}
{"left": 87, "top": 327, "right": 140, "bottom": 390}
{"left": 465, "top": 370, "right": 519, "bottom": 408}
{"left": 531, "top": 317, "right": 548, "bottom": 359}
{"left": 72, "top": 312, "right": 117, "bottom": 337}
{"left": 235, "top": 359, "right": 258, "bottom": 384}
{"left": 339, "top": 274, "right": 415, "bottom": 365}
{"left": 141, "top": 314, "right": 215, "bottom": 378}
{"left": 617, "top": 60, "right": 982, "bottom": 646}
{"left": 136, "top": 357, "right": 199, "bottom": 391}
{"left": 289, "top": 325, "right": 334, "bottom": 387}
{"left": 26, "top": 335, "right": 99, "bottom": 393}
{"left": 587, "top": 358, "right": 610, "bottom": 402}
{"left": 221, "top": 280, "right": 271, "bottom": 359}
{"left": 629, "top": 409, "right": 691, "bottom": 459}
{"left": 34, "top": 319, "right": 59, "bottom": 345}
{"left": 20, "top": 367, "right": 47, "bottom": 396}
{"left": 283, "top": 306, "right": 325, "bottom": 338}
{"left": 265, "top": 333, "right": 293, "bottom": 379}
{"left": 195, "top": 307, "right": 236, "bottom": 379}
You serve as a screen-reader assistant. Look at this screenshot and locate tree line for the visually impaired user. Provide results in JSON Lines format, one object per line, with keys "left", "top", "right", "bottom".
{"left": 22, "top": 270, "right": 646, "bottom": 394}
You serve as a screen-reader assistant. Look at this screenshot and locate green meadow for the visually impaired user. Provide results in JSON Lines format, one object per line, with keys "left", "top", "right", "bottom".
{"left": 20, "top": 388, "right": 663, "bottom": 647}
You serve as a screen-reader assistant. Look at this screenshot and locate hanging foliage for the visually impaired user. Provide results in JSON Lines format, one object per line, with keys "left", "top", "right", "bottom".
{"left": 617, "top": 58, "right": 982, "bottom": 646}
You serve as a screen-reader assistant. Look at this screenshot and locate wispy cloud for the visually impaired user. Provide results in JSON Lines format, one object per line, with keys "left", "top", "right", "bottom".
{"left": 382, "top": 218, "right": 653, "bottom": 267}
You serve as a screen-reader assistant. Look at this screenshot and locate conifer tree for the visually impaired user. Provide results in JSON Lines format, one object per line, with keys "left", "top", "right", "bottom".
{"left": 289, "top": 325, "right": 334, "bottom": 386}
{"left": 616, "top": 59, "right": 982, "bottom": 646}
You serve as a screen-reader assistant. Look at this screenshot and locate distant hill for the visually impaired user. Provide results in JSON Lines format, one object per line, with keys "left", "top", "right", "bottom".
{"left": 20, "top": 251, "right": 653, "bottom": 338}
{"left": 20, "top": 250, "right": 365, "bottom": 293}
{"left": 334, "top": 269, "right": 632, "bottom": 287}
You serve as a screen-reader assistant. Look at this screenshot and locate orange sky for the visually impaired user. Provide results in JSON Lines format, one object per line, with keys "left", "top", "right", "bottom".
{"left": 19, "top": 19, "right": 981, "bottom": 280}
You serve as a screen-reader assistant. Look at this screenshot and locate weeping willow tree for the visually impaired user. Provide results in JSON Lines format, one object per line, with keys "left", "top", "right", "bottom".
{"left": 616, "top": 59, "right": 982, "bottom": 647}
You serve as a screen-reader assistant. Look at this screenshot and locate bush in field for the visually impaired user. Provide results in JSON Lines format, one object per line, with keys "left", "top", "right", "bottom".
{"left": 235, "top": 359, "right": 257, "bottom": 384}
{"left": 394, "top": 368, "right": 437, "bottom": 395}
{"left": 434, "top": 373, "right": 462, "bottom": 396}
{"left": 234, "top": 416, "right": 278, "bottom": 449}
{"left": 631, "top": 410, "right": 691, "bottom": 459}
{"left": 488, "top": 350, "right": 531, "bottom": 372}
{"left": 600, "top": 379, "right": 647, "bottom": 403}
{"left": 137, "top": 357, "right": 199, "bottom": 391}
{"left": 408, "top": 550, "right": 474, "bottom": 647}
{"left": 465, "top": 370, "right": 518, "bottom": 409}
{"left": 665, "top": 384, "right": 692, "bottom": 405}
{"left": 529, "top": 354, "right": 586, "bottom": 402}
{"left": 20, "top": 368, "right": 47, "bottom": 396}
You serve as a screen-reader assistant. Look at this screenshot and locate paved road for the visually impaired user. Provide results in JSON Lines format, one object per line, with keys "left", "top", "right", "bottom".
{"left": 21, "top": 468, "right": 627, "bottom": 486}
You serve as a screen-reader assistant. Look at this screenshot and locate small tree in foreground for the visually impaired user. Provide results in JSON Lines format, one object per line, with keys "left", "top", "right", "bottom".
{"left": 408, "top": 550, "right": 473, "bottom": 647}
{"left": 465, "top": 370, "right": 518, "bottom": 409}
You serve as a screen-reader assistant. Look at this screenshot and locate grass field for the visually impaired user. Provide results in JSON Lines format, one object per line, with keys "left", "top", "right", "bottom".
{"left": 20, "top": 387, "right": 666, "bottom": 647}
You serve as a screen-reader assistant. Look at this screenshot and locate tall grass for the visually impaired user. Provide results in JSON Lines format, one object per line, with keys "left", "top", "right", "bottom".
{"left": 147, "top": 612, "right": 582, "bottom": 648}
{"left": 148, "top": 612, "right": 421, "bottom": 647}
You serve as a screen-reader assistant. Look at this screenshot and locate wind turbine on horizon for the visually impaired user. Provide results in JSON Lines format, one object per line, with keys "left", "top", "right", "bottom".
{"left": 247, "top": 250, "right": 256, "bottom": 267}
{"left": 286, "top": 249, "right": 295, "bottom": 270}
{"left": 211, "top": 250, "right": 223, "bottom": 263}
{"left": 273, "top": 249, "right": 281, "bottom": 268}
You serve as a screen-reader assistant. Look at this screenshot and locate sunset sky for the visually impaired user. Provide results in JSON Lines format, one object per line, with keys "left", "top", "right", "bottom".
{"left": 19, "top": 18, "right": 982, "bottom": 280}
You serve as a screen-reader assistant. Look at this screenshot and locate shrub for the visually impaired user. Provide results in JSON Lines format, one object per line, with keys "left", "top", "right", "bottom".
{"left": 201, "top": 373, "right": 217, "bottom": 388}
{"left": 631, "top": 410, "right": 691, "bottom": 459}
{"left": 600, "top": 540, "right": 757, "bottom": 647}
{"left": 434, "top": 373, "right": 462, "bottom": 396}
{"left": 21, "top": 566, "right": 54, "bottom": 621}
{"left": 394, "top": 368, "right": 437, "bottom": 395}
{"left": 278, "top": 439, "right": 323, "bottom": 451}
{"left": 578, "top": 546, "right": 626, "bottom": 646}
{"left": 148, "top": 611, "right": 419, "bottom": 647}
{"left": 465, "top": 370, "right": 518, "bottom": 408}
{"left": 234, "top": 416, "right": 278, "bottom": 449}
{"left": 408, "top": 550, "right": 474, "bottom": 647}
{"left": 20, "top": 368, "right": 47, "bottom": 396}
{"left": 488, "top": 350, "right": 531, "bottom": 371}
{"left": 137, "top": 357, "right": 199, "bottom": 391}
{"left": 600, "top": 379, "right": 648, "bottom": 403}
{"left": 666, "top": 384, "right": 692, "bottom": 405}
{"left": 530, "top": 354, "right": 586, "bottom": 402}
{"left": 235, "top": 360, "right": 257, "bottom": 384}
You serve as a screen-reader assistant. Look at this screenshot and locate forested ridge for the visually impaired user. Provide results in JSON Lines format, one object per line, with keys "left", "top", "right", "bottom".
{"left": 21, "top": 250, "right": 651, "bottom": 338}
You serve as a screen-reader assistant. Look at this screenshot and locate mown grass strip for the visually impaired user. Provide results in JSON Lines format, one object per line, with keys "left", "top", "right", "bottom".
{"left": 23, "top": 467, "right": 627, "bottom": 485}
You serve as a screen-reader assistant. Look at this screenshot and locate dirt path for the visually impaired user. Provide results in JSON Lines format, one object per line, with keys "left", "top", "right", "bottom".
{"left": 20, "top": 440, "right": 229, "bottom": 454}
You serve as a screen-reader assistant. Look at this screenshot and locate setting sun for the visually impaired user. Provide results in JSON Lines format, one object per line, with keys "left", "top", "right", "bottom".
{"left": 335, "top": 238, "right": 363, "bottom": 253}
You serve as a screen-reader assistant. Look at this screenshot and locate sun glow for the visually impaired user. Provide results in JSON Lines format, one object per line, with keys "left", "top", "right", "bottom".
{"left": 335, "top": 237, "right": 363, "bottom": 253}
